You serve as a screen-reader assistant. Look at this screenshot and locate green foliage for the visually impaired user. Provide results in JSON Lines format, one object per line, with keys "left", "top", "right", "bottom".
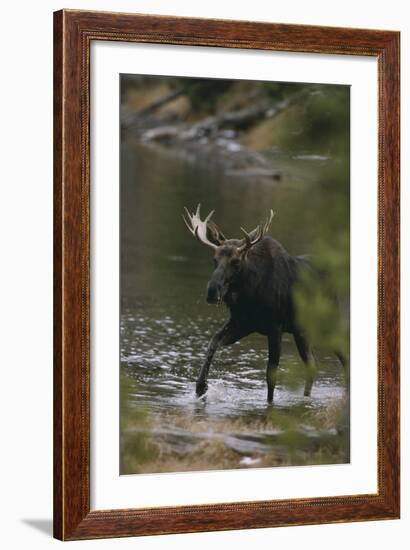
{"left": 302, "top": 85, "right": 350, "bottom": 153}
{"left": 287, "top": 84, "right": 350, "bottom": 360}
{"left": 293, "top": 234, "right": 349, "bottom": 357}
{"left": 266, "top": 83, "right": 350, "bottom": 155}
{"left": 170, "top": 77, "right": 234, "bottom": 112}
{"left": 267, "top": 401, "right": 349, "bottom": 466}
{"left": 276, "top": 356, "right": 317, "bottom": 392}
{"left": 263, "top": 81, "right": 307, "bottom": 100}
{"left": 120, "top": 375, "right": 159, "bottom": 474}
{"left": 292, "top": 155, "right": 350, "bottom": 359}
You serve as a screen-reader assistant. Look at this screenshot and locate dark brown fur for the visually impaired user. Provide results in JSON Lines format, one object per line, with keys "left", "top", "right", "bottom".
{"left": 197, "top": 236, "right": 315, "bottom": 402}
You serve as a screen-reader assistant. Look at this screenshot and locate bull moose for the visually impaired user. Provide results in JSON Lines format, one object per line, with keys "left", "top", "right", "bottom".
{"left": 183, "top": 204, "right": 345, "bottom": 403}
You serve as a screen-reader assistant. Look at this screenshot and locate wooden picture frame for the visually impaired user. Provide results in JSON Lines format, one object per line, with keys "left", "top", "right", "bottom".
{"left": 53, "top": 9, "right": 400, "bottom": 541}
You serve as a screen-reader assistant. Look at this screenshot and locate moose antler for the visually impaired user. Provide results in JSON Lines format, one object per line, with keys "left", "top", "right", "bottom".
{"left": 207, "top": 220, "right": 226, "bottom": 245}
{"left": 238, "top": 209, "right": 275, "bottom": 255}
{"left": 183, "top": 204, "right": 218, "bottom": 250}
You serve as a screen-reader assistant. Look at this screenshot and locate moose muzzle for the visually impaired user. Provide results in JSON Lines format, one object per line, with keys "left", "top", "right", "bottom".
{"left": 206, "top": 281, "right": 221, "bottom": 304}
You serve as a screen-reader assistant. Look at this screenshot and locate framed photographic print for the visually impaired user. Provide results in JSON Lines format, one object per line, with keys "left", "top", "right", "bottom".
{"left": 54, "top": 9, "right": 400, "bottom": 540}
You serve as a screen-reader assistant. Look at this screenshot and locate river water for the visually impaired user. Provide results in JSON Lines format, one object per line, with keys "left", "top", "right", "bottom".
{"left": 120, "top": 139, "right": 349, "bottom": 473}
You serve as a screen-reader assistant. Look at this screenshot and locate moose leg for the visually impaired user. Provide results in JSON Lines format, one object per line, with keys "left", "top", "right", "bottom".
{"left": 196, "top": 320, "right": 242, "bottom": 397}
{"left": 293, "top": 332, "right": 315, "bottom": 397}
{"left": 335, "top": 350, "right": 350, "bottom": 394}
{"left": 267, "top": 331, "right": 282, "bottom": 403}
{"left": 335, "top": 351, "right": 347, "bottom": 369}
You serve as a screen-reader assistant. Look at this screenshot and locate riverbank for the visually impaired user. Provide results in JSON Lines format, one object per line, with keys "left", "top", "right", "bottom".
{"left": 121, "top": 395, "right": 349, "bottom": 475}
{"left": 121, "top": 76, "right": 348, "bottom": 181}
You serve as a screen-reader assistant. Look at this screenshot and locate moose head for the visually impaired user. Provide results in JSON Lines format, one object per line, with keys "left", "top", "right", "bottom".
{"left": 183, "top": 204, "right": 274, "bottom": 305}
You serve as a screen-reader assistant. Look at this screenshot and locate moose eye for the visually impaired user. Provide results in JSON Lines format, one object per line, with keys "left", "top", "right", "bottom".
{"left": 213, "top": 258, "right": 218, "bottom": 268}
